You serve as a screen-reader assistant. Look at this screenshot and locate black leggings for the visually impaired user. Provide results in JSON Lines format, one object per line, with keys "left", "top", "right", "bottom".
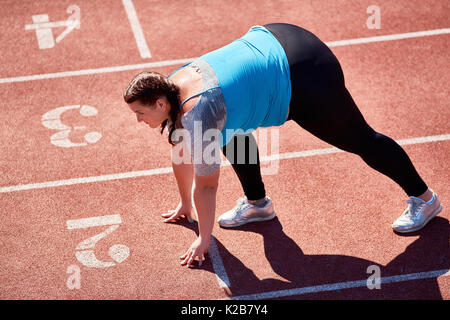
{"left": 222, "top": 23, "right": 428, "bottom": 200}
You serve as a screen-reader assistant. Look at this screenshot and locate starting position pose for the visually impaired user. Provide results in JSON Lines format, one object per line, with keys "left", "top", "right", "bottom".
{"left": 124, "top": 23, "right": 442, "bottom": 267}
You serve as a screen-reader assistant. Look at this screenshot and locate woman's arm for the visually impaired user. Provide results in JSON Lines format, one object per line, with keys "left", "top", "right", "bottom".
{"left": 193, "top": 168, "right": 220, "bottom": 239}
{"left": 162, "top": 145, "right": 194, "bottom": 222}
{"left": 180, "top": 167, "right": 220, "bottom": 267}
{"left": 172, "top": 146, "right": 194, "bottom": 207}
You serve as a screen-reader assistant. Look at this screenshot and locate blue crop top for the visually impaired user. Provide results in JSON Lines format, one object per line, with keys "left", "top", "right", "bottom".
{"left": 200, "top": 25, "right": 291, "bottom": 146}
{"left": 168, "top": 25, "right": 291, "bottom": 175}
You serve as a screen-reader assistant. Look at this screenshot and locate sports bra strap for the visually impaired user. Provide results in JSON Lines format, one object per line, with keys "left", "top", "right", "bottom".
{"left": 180, "top": 87, "right": 220, "bottom": 111}
{"left": 168, "top": 63, "right": 220, "bottom": 111}
{"left": 167, "top": 62, "right": 193, "bottom": 79}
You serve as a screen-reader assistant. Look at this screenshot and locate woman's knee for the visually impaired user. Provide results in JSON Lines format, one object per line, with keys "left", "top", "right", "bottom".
{"left": 335, "top": 125, "right": 379, "bottom": 156}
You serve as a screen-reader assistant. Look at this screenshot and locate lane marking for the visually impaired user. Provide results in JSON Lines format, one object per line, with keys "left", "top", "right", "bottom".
{"left": 121, "top": 0, "right": 151, "bottom": 59}
{"left": 66, "top": 214, "right": 130, "bottom": 268}
{"left": 259, "top": 133, "right": 450, "bottom": 162}
{"left": 208, "top": 237, "right": 231, "bottom": 291}
{"left": 55, "top": 5, "right": 81, "bottom": 44}
{"left": 41, "top": 105, "right": 102, "bottom": 148}
{"left": 66, "top": 214, "right": 122, "bottom": 229}
{"left": 0, "top": 58, "right": 195, "bottom": 84}
{"left": 25, "top": 15, "right": 55, "bottom": 50}
{"left": 223, "top": 269, "right": 450, "bottom": 300}
{"left": 1, "top": 27, "right": 449, "bottom": 84}
{"left": 25, "top": 20, "right": 73, "bottom": 30}
{"left": 0, "top": 167, "right": 173, "bottom": 193}
{"left": 24, "top": 5, "right": 81, "bottom": 50}
{"left": 326, "top": 28, "right": 450, "bottom": 47}
{"left": 1, "top": 133, "right": 449, "bottom": 193}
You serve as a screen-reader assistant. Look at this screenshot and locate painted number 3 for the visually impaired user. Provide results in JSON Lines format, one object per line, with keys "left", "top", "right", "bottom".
{"left": 41, "top": 105, "right": 102, "bottom": 147}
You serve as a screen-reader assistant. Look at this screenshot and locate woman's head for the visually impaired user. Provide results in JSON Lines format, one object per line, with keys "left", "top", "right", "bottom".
{"left": 123, "top": 71, "right": 180, "bottom": 145}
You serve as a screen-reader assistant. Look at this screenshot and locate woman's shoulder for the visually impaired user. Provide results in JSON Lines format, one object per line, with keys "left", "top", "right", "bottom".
{"left": 181, "top": 87, "right": 227, "bottom": 132}
{"left": 170, "top": 67, "right": 203, "bottom": 114}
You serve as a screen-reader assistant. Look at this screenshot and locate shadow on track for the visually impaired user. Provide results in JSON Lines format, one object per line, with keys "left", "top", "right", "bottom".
{"left": 168, "top": 215, "right": 449, "bottom": 299}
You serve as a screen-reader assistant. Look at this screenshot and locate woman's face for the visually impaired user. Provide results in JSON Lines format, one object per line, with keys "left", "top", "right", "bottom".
{"left": 128, "top": 97, "right": 170, "bottom": 129}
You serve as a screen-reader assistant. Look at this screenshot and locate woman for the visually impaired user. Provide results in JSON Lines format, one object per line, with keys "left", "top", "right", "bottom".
{"left": 124, "top": 23, "right": 442, "bottom": 268}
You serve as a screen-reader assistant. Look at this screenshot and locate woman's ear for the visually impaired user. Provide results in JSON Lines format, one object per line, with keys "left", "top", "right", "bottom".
{"left": 156, "top": 97, "right": 169, "bottom": 112}
{"left": 155, "top": 98, "right": 162, "bottom": 110}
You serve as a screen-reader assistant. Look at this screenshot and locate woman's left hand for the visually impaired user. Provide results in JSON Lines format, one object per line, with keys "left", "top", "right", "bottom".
{"left": 180, "top": 236, "right": 210, "bottom": 267}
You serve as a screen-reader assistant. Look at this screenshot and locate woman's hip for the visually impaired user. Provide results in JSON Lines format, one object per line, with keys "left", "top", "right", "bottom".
{"left": 264, "top": 23, "right": 345, "bottom": 105}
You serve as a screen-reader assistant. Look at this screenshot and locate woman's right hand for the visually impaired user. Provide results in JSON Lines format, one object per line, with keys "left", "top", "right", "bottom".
{"left": 161, "top": 201, "right": 194, "bottom": 223}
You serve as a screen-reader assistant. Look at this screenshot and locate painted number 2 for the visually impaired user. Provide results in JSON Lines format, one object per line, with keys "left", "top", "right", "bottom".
{"left": 42, "top": 105, "right": 102, "bottom": 148}
{"left": 66, "top": 214, "right": 130, "bottom": 268}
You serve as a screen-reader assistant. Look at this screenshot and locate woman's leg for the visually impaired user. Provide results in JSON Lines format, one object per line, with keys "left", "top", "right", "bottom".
{"left": 292, "top": 85, "right": 428, "bottom": 197}
{"left": 265, "top": 23, "right": 428, "bottom": 197}
{"left": 221, "top": 133, "right": 266, "bottom": 201}
{"left": 218, "top": 133, "right": 275, "bottom": 228}
{"left": 265, "top": 23, "right": 443, "bottom": 233}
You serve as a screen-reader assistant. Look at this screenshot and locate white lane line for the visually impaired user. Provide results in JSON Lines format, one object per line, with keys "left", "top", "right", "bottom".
{"left": 1, "top": 133, "right": 449, "bottom": 194}
{"left": 121, "top": 0, "right": 151, "bottom": 59}
{"left": 66, "top": 214, "right": 122, "bottom": 230}
{"left": 0, "top": 167, "right": 173, "bottom": 193}
{"left": 223, "top": 269, "right": 450, "bottom": 300}
{"left": 1, "top": 27, "right": 449, "bottom": 84}
{"left": 208, "top": 237, "right": 231, "bottom": 291}
{"left": 326, "top": 28, "right": 450, "bottom": 47}
{"left": 258, "top": 133, "right": 450, "bottom": 162}
{"left": 24, "top": 20, "right": 73, "bottom": 30}
{"left": 0, "top": 58, "right": 196, "bottom": 84}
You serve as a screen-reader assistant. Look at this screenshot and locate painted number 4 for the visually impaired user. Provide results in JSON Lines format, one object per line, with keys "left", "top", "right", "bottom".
{"left": 25, "top": 5, "right": 81, "bottom": 49}
{"left": 66, "top": 214, "right": 130, "bottom": 268}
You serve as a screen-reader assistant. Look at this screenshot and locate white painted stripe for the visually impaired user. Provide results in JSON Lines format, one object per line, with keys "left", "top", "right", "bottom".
{"left": 259, "top": 133, "right": 450, "bottom": 162}
{"left": 260, "top": 146, "right": 342, "bottom": 162}
{"left": 208, "top": 237, "right": 231, "bottom": 289}
{"left": 0, "top": 58, "right": 195, "bottom": 84}
{"left": 396, "top": 134, "right": 450, "bottom": 145}
{"left": 0, "top": 167, "right": 173, "bottom": 193}
{"left": 121, "top": 0, "right": 151, "bottom": 59}
{"left": 66, "top": 214, "right": 122, "bottom": 230}
{"left": 1, "top": 133, "right": 449, "bottom": 193}
{"left": 25, "top": 20, "right": 73, "bottom": 30}
{"left": 1, "top": 28, "right": 449, "bottom": 84}
{"left": 326, "top": 28, "right": 450, "bottom": 47}
{"left": 224, "top": 269, "right": 450, "bottom": 300}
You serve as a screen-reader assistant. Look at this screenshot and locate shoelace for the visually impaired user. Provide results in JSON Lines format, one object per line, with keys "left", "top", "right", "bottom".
{"left": 234, "top": 197, "right": 248, "bottom": 212}
{"left": 405, "top": 198, "right": 424, "bottom": 218}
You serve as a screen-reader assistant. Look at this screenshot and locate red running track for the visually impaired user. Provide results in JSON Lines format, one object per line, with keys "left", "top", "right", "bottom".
{"left": 0, "top": 0, "right": 448, "bottom": 299}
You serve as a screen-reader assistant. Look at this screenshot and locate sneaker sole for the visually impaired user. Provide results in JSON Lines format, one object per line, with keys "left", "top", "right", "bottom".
{"left": 218, "top": 211, "right": 276, "bottom": 228}
{"left": 393, "top": 204, "right": 443, "bottom": 233}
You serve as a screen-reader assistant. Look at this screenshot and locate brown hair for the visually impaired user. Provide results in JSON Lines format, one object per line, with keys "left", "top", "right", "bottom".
{"left": 123, "top": 71, "right": 181, "bottom": 145}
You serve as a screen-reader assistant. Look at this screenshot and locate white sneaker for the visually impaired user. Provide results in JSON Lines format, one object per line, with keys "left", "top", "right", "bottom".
{"left": 392, "top": 190, "right": 442, "bottom": 233}
{"left": 218, "top": 196, "right": 276, "bottom": 228}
